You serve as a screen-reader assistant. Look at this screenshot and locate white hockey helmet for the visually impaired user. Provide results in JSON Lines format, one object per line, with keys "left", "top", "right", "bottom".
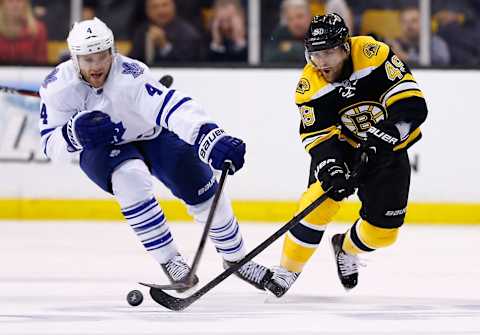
{"left": 67, "top": 17, "right": 115, "bottom": 74}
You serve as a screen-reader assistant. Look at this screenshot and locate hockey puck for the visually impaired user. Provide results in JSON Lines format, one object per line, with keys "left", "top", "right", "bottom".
{"left": 127, "top": 289, "right": 144, "bottom": 306}
{"left": 159, "top": 74, "right": 173, "bottom": 88}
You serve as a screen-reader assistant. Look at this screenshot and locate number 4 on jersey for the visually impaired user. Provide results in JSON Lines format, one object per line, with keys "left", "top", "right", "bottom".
{"left": 40, "top": 103, "right": 48, "bottom": 124}
{"left": 385, "top": 55, "right": 406, "bottom": 81}
{"left": 145, "top": 83, "right": 163, "bottom": 96}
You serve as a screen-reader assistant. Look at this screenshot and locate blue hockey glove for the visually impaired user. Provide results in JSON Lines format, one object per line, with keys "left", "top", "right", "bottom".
{"left": 361, "top": 121, "right": 401, "bottom": 169}
{"left": 62, "top": 110, "right": 116, "bottom": 151}
{"left": 315, "top": 158, "right": 355, "bottom": 202}
{"left": 196, "top": 123, "right": 246, "bottom": 175}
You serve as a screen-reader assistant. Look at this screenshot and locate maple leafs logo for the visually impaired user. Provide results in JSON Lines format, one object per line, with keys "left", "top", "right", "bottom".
{"left": 121, "top": 62, "right": 144, "bottom": 78}
{"left": 42, "top": 68, "right": 59, "bottom": 88}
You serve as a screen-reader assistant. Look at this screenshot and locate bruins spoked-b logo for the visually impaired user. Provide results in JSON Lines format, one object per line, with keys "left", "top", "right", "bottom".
{"left": 340, "top": 102, "right": 386, "bottom": 139}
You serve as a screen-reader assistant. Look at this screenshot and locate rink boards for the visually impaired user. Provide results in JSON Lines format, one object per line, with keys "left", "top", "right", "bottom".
{"left": 0, "top": 67, "right": 479, "bottom": 223}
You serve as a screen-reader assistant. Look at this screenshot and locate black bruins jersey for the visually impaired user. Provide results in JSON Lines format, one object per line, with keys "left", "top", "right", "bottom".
{"left": 295, "top": 36, "right": 428, "bottom": 157}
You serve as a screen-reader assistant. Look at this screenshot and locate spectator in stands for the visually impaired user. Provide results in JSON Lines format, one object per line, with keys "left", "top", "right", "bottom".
{"left": 174, "top": 0, "right": 211, "bottom": 34}
{"left": 434, "top": 3, "right": 480, "bottom": 67}
{"left": 263, "top": 0, "right": 311, "bottom": 64}
{"left": 207, "top": 0, "right": 247, "bottom": 62}
{"left": 129, "top": 0, "right": 205, "bottom": 64}
{"left": 263, "top": 0, "right": 353, "bottom": 64}
{"left": 389, "top": 6, "right": 450, "bottom": 66}
{"left": 0, "top": 0, "right": 47, "bottom": 65}
{"left": 82, "top": 1, "right": 137, "bottom": 40}
{"left": 311, "top": 0, "right": 353, "bottom": 32}
{"left": 31, "top": 0, "right": 69, "bottom": 41}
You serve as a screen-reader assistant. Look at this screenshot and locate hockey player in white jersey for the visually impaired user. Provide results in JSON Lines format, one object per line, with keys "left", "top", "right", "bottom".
{"left": 38, "top": 17, "right": 272, "bottom": 291}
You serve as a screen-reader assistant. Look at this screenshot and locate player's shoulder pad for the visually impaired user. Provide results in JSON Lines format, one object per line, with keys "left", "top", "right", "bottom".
{"left": 350, "top": 36, "right": 390, "bottom": 72}
{"left": 295, "top": 63, "right": 329, "bottom": 105}
{"left": 39, "top": 60, "right": 78, "bottom": 101}
{"left": 114, "top": 54, "right": 150, "bottom": 81}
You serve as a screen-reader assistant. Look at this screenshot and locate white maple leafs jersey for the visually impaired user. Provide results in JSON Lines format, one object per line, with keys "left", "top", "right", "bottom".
{"left": 39, "top": 54, "right": 213, "bottom": 162}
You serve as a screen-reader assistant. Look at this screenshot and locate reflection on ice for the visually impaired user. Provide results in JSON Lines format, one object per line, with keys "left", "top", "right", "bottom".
{"left": 0, "top": 221, "right": 479, "bottom": 334}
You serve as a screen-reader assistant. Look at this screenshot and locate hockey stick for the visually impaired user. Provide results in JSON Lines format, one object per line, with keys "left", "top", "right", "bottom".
{"left": 146, "top": 188, "right": 332, "bottom": 310}
{"left": 140, "top": 161, "right": 232, "bottom": 291}
{"left": 146, "top": 156, "right": 367, "bottom": 310}
{"left": 0, "top": 85, "right": 40, "bottom": 97}
{"left": 0, "top": 75, "right": 175, "bottom": 99}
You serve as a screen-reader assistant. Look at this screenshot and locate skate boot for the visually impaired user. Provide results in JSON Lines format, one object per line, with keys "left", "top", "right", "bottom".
{"left": 331, "top": 233, "right": 359, "bottom": 290}
{"left": 264, "top": 266, "right": 300, "bottom": 298}
{"left": 161, "top": 254, "right": 199, "bottom": 293}
{"left": 223, "top": 259, "right": 273, "bottom": 290}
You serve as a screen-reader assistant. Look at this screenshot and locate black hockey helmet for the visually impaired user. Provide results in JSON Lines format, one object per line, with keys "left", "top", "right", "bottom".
{"left": 304, "top": 13, "right": 349, "bottom": 52}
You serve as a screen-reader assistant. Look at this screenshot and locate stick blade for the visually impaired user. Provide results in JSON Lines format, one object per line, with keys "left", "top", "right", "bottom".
{"left": 149, "top": 288, "right": 190, "bottom": 311}
{"left": 138, "top": 282, "right": 192, "bottom": 291}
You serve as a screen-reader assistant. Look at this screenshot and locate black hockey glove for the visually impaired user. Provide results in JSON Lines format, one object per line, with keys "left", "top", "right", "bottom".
{"left": 360, "top": 121, "right": 401, "bottom": 169}
{"left": 62, "top": 110, "right": 117, "bottom": 151}
{"left": 315, "top": 158, "right": 355, "bottom": 202}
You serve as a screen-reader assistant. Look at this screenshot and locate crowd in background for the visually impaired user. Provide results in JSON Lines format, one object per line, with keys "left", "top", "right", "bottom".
{"left": 1, "top": 0, "right": 480, "bottom": 67}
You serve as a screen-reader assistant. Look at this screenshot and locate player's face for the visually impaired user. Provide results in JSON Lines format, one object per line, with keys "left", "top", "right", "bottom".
{"left": 78, "top": 50, "right": 113, "bottom": 88}
{"left": 309, "top": 46, "right": 349, "bottom": 83}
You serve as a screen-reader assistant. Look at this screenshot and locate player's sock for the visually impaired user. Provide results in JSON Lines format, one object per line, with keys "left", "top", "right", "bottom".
{"left": 342, "top": 218, "right": 399, "bottom": 255}
{"left": 209, "top": 214, "right": 272, "bottom": 291}
{"left": 208, "top": 216, "right": 246, "bottom": 262}
{"left": 122, "top": 196, "right": 179, "bottom": 264}
{"left": 280, "top": 222, "right": 327, "bottom": 272}
{"left": 279, "top": 181, "right": 338, "bottom": 272}
{"left": 190, "top": 194, "right": 272, "bottom": 290}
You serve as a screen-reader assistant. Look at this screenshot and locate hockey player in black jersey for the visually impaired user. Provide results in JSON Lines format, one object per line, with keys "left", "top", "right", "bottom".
{"left": 263, "top": 13, "right": 428, "bottom": 297}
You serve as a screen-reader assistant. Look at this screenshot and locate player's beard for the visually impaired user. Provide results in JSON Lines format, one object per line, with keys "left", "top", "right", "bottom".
{"left": 82, "top": 62, "right": 112, "bottom": 88}
{"left": 320, "top": 66, "right": 342, "bottom": 83}
{"left": 79, "top": 55, "right": 113, "bottom": 88}
{"left": 311, "top": 55, "right": 345, "bottom": 83}
{"left": 317, "top": 55, "right": 353, "bottom": 83}
{"left": 87, "top": 71, "right": 108, "bottom": 88}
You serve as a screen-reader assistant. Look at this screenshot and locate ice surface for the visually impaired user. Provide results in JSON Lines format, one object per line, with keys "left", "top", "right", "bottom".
{"left": 1, "top": 221, "right": 479, "bottom": 334}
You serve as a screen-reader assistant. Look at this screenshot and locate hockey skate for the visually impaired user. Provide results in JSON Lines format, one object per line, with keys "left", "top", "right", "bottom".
{"left": 331, "top": 233, "right": 359, "bottom": 290}
{"left": 223, "top": 259, "right": 273, "bottom": 290}
{"left": 264, "top": 266, "right": 300, "bottom": 298}
{"left": 161, "top": 254, "right": 199, "bottom": 293}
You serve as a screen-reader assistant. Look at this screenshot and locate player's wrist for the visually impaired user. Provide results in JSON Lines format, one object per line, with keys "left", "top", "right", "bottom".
{"left": 61, "top": 119, "right": 82, "bottom": 152}
{"left": 315, "top": 158, "right": 352, "bottom": 201}
{"left": 314, "top": 157, "right": 340, "bottom": 181}
{"left": 366, "top": 122, "right": 400, "bottom": 149}
{"left": 196, "top": 123, "right": 226, "bottom": 164}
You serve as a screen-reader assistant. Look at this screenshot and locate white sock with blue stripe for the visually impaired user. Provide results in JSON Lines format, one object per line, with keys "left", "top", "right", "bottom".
{"left": 122, "top": 196, "right": 179, "bottom": 264}
{"left": 209, "top": 216, "right": 246, "bottom": 262}
{"left": 188, "top": 193, "right": 246, "bottom": 262}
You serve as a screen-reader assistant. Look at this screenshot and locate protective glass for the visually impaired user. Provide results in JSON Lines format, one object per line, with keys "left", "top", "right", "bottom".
{"left": 77, "top": 50, "right": 112, "bottom": 70}
{"left": 309, "top": 46, "right": 345, "bottom": 69}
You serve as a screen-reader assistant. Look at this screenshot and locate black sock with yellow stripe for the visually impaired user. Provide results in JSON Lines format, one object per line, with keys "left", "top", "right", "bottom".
{"left": 342, "top": 219, "right": 399, "bottom": 255}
